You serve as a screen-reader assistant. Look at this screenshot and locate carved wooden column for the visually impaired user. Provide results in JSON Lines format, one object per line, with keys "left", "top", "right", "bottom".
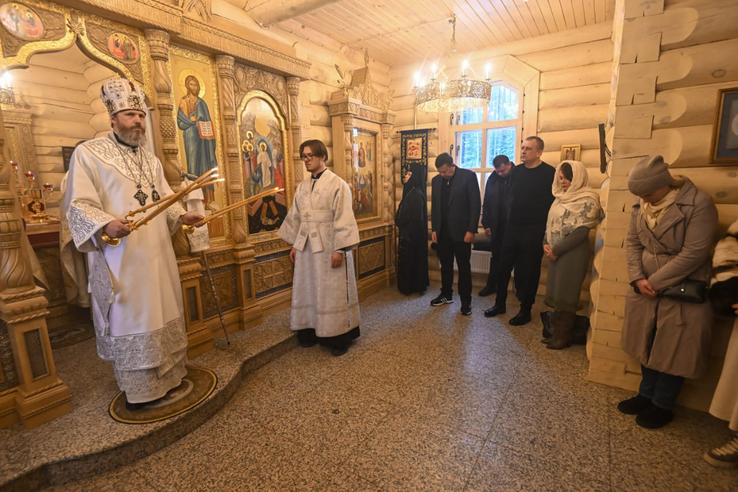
{"left": 0, "top": 111, "right": 71, "bottom": 430}
{"left": 215, "top": 55, "right": 248, "bottom": 245}
{"left": 215, "top": 55, "right": 262, "bottom": 331}
{"left": 286, "top": 77, "right": 303, "bottom": 189}
{"left": 145, "top": 29, "right": 190, "bottom": 258}
{"left": 381, "top": 123, "right": 394, "bottom": 223}
{"left": 381, "top": 121, "right": 395, "bottom": 276}
{"left": 340, "top": 114, "right": 354, "bottom": 183}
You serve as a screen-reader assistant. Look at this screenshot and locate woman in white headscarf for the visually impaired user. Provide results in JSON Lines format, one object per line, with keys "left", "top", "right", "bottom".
{"left": 542, "top": 160, "right": 602, "bottom": 350}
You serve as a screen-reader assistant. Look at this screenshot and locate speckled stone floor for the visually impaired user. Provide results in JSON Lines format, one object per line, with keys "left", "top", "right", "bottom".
{"left": 10, "top": 285, "right": 738, "bottom": 491}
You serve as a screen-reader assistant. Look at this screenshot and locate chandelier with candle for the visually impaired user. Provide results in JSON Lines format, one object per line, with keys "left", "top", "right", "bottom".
{"left": 414, "top": 14, "right": 492, "bottom": 113}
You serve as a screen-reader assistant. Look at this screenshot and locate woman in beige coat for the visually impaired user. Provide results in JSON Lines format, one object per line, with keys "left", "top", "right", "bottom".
{"left": 617, "top": 155, "right": 718, "bottom": 429}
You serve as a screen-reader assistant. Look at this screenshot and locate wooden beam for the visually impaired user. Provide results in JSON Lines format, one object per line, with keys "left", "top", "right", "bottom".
{"left": 251, "top": 0, "right": 343, "bottom": 27}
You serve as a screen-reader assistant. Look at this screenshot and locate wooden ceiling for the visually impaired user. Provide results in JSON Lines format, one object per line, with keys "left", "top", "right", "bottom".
{"left": 230, "top": 0, "right": 616, "bottom": 66}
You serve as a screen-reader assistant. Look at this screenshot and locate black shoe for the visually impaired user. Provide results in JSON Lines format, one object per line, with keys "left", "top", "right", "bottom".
{"left": 509, "top": 310, "right": 532, "bottom": 326}
{"left": 636, "top": 404, "right": 674, "bottom": 429}
{"left": 484, "top": 305, "right": 506, "bottom": 317}
{"left": 617, "top": 394, "right": 651, "bottom": 415}
{"left": 460, "top": 305, "right": 472, "bottom": 316}
{"left": 331, "top": 345, "right": 348, "bottom": 356}
{"left": 430, "top": 295, "right": 453, "bottom": 307}
{"left": 478, "top": 286, "right": 496, "bottom": 297}
{"left": 300, "top": 339, "right": 318, "bottom": 348}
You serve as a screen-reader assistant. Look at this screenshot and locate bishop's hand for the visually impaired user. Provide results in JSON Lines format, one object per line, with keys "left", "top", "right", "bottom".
{"left": 182, "top": 212, "right": 206, "bottom": 226}
{"left": 103, "top": 219, "right": 131, "bottom": 238}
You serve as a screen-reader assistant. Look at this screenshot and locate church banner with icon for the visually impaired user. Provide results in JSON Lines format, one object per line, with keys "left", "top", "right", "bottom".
{"left": 399, "top": 129, "right": 429, "bottom": 178}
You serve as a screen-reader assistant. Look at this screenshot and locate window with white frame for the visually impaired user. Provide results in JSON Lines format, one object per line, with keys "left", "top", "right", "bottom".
{"left": 448, "top": 82, "right": 521, "bottom": 196}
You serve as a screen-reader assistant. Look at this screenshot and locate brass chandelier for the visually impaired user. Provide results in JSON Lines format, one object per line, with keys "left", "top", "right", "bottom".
{"left": 414, "top": 15, "right": 492, "bottom": 113}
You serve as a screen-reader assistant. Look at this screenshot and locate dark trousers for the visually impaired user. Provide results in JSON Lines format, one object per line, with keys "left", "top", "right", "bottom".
{"left": 495, "top": 223, "right": 546, "bottom": 311}
{"left": 438, "top": 231, "right": 472, "bottom": 305}
{"left": 485, "top": 228, "right": 505, "bottom": 288}
{"left": 639, "top": 365, "right": 685, "bottom": 411}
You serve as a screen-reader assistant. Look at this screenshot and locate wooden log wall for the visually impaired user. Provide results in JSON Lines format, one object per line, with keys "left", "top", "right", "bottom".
{"left": 588, "top": 0, "right": 738, "bottom": 412}
{"left": 10, "top": 48, "right": 115, "bottom": 212}
{"left": 388, "top": 22, "right": 613, "bottom": 295}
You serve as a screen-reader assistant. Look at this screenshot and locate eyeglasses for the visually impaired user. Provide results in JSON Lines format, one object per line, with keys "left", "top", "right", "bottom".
{"left": 300, "top": 153, "right": 316, "bottom": 160}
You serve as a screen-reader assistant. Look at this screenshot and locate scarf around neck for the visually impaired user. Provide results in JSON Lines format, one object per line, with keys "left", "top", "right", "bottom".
{"left": 546, "top": 160, "right": 602, "bottom": 249}
{"left": 640, "top": 176, "right": 686, "bottom": 231}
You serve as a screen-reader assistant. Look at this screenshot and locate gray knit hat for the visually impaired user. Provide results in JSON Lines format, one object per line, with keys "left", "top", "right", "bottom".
{"left": 627, "top": 155, "right": 672, "bottom": 195}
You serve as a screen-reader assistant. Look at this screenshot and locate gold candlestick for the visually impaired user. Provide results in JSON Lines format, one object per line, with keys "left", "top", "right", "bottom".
{"left": 125, "top": 167, "right": 219, "bottom": 220}
{"left": 183, "top": 186, "right": 283, "bottom": 235}
{"left": 102, "top": 170, "right": 223, "bottom": 247}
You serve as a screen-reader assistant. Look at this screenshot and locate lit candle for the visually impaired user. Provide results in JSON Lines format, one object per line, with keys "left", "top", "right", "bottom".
{"left": 10, "top": 160, "right": 18, "bottom": 170}
{"left": 43, "top": 183, "right": 53, "bottom": 192}
{"left": 462, "top": 60, "right": 469, "bottom": 77}
{"left": 431, "top": 63, "right": 437, "bottom": 79}
{"left": 485, "top": 63, "right": 491, "bottom": 80}
{"left": 414, "top": 71, "right": 421, "bottom": 88}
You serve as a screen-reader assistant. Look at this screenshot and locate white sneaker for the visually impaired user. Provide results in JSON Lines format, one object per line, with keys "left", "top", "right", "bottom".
{"left": 704, "top": 435, "right": 738, "bottom": 468}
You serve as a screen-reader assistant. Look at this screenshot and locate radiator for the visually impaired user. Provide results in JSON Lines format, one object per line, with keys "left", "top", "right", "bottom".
{"left": 454, "top": 250, "right": 491, "bottom": 274}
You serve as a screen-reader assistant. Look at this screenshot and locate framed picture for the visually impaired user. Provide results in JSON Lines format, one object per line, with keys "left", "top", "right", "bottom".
{"left": 170, "top": 45, "right": 227, "bottom": 239}
{"left": 351, "top": 128, "right": 378, "bottom": 220}
{"left": 711, "top": 87, "right": 738, "bottom": 164}
{"left": 399, "top": 129, "right": 429, "bottom": 178}
{"left": 560, "top": 144, "right": 581, "bottom": 162}
{"left": 238, "top": 93, "right": 289, "bottom": 235}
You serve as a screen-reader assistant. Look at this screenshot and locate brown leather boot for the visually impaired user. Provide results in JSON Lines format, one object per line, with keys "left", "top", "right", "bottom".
{"left": 546, "top": 311, "right": 576, "bottom": 350}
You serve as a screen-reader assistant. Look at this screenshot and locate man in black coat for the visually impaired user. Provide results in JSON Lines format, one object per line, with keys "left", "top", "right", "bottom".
{"left": 485, "top": 136, "right": 555, "bottom": 325}
{"left": 430, "top": 152, "right": 481, "bottom": 315}
{"left": 479, "top": 155, "right": 514, "bottom": 297}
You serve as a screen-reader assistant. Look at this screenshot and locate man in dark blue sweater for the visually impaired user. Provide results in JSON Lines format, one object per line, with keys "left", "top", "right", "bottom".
{"left": 484, "top": 136, "right": 555, "bottom": 325}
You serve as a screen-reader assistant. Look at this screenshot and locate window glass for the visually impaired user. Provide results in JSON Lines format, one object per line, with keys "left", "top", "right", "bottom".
{"left": 454, "top": 106, "right": 484, "bottom": 125}
{"left": 488, "top": 85, "right": 518, "bottom": 122}
{"left": 454, "top": 130, "right": 482, "bottom": 169}
{"left": 486, "top": 127, "right": 517, "bottom": 168}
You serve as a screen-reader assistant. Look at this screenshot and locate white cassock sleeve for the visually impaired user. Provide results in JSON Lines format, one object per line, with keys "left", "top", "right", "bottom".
{"left": 331, "top": 180, "right": 360, "bottom": 252}
{"left": 182, "top": 178, "right": 210, "bottom": 253}
{"left": 278, "top": 186, "right": 302, "bottom": 246}
{"left": 64, "top": 148, "right": 116, "bottom": 253}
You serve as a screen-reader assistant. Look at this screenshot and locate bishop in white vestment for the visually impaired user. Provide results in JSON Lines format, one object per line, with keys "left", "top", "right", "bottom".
{"left": 64, "top": 79, "right": 203, "bottom": 407}
{"left": 279, "top": 140, "right": 360, "bottom": 356}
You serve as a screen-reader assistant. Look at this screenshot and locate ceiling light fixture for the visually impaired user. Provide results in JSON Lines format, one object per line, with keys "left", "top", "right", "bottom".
{"left": 414, "top": 15, "right": 491, "bottom": 113}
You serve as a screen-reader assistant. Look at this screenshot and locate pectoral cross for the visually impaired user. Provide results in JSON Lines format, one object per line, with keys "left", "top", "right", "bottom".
{"left": 134, "top": 187, "right": 148, "bottom": 206}
{"left": 304, "top": 212, "right": 311, "bottom": 220}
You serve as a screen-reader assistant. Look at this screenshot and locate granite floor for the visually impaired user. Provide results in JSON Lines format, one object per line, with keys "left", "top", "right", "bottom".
{"left": 47, "top": 286, "right": 738, "bottom": 491}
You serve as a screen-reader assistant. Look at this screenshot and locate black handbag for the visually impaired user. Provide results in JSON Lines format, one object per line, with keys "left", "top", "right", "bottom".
{"left": 660, "top": 279, "right": 707, "bottom": 304}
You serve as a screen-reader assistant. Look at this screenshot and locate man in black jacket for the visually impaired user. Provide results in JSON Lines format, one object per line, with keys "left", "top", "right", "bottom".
{"left": 479, "top": 155, "right": 514, "bottom": 297}
{"left": 485, "top": 136, "right": 555, "bottom": 325}
{"left": 430, "top": 152, "right": 481, "bottom": 315}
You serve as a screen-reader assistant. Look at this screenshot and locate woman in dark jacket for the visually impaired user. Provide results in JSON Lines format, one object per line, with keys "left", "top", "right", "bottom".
{"left": 542, "top": 160, "right": 601, "bottom": 349}
{"left": 396, "top": 163, "right": 429, "bottom": 294}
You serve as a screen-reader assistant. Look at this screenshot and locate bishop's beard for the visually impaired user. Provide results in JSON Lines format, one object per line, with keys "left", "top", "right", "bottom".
{"left": 116, "top": 126, "right": 146, "bottom": 147}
